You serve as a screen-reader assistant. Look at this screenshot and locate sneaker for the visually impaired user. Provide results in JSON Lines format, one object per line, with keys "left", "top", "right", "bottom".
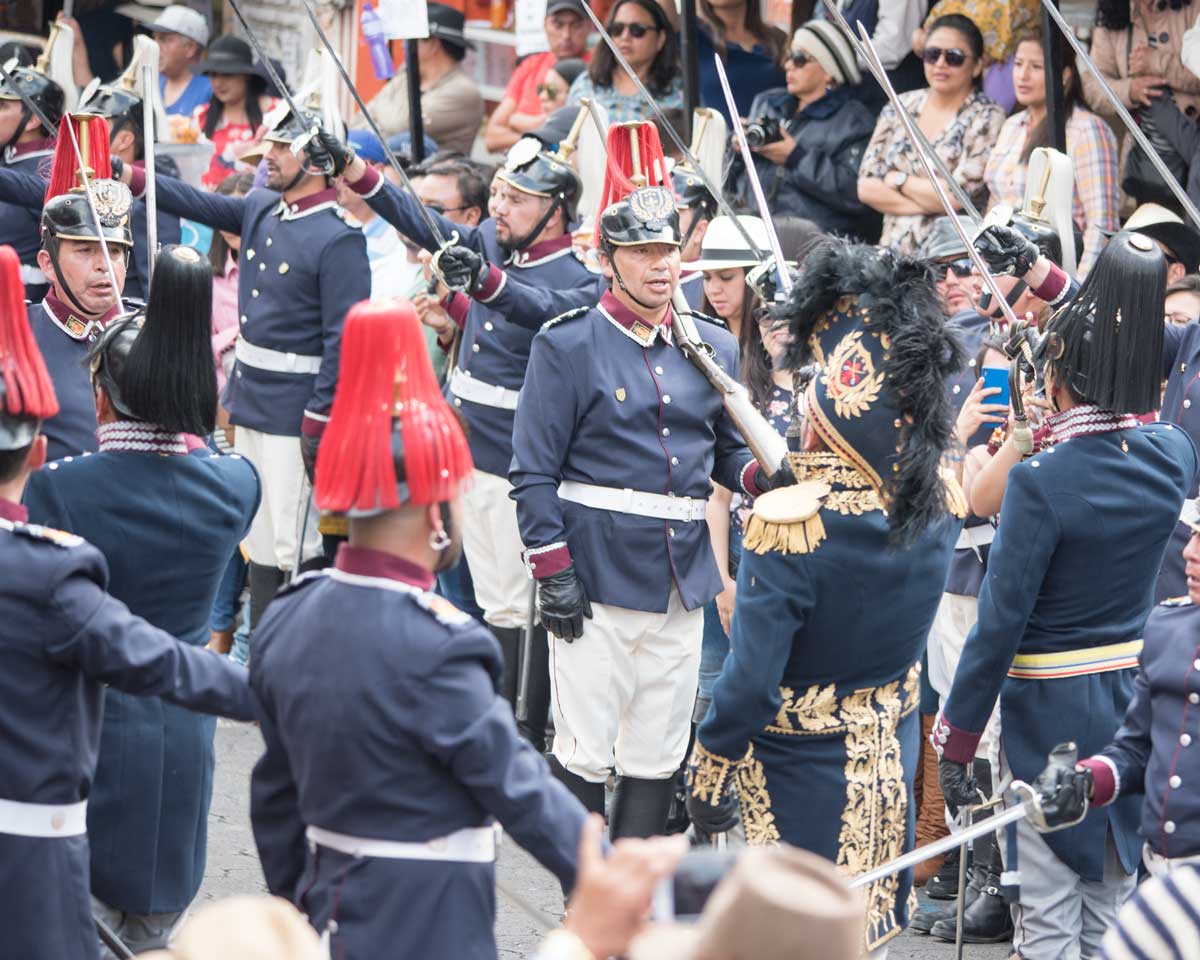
{"left": 925, "top": 846, "right": 970, "bottom": 900}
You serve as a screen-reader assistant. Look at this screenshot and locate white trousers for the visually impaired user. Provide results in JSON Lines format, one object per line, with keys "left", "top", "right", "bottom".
{"left": 234, "top": 427, "right": 322, "bottom": 569}
{"left": 461, "top": 468, "right": 532, "bottom": 629}
{"left": 927, "top": 591, "right": 1001, "bottom": 757}
{"left": 550, "top": 590, "right": 703, "bottom": 782}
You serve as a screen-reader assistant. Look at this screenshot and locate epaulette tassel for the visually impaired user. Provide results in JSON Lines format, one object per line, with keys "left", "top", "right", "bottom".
{"left": 742, "top": 510, "right": 826, "bottom": 556}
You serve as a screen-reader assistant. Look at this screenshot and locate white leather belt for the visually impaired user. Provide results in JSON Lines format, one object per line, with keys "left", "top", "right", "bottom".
{"left": 449, "top": 367, "right": 520, "bottom": 411}
{"left": 235, "top": 336, "right": 322, "bottom": 375}
{"left": 305, "top": 824, "right": 496, "bottom": 863}
{"left": 558, "top": 480, "right": 707, "bottom": 521}
{"left": 1181, "top": 498, "right": 1199, "bottom": 526}
{"left": 956, "top": 524, "right": 996, "bottom": 551}
{"left": 0, "top": 798, "right": 87, "bottom": 837}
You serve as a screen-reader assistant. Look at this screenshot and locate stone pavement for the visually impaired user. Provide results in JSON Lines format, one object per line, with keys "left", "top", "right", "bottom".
{"left": 200, "top": 720, "right": 1012, "bottom": 958}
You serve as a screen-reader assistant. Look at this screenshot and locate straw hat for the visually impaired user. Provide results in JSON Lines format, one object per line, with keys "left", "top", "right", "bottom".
{"left": 628, "top": 846, "right": 865, "bottom": 960}
{"left": 139, "top": 896, "right": 324, "bottom": 960}
{"left": 682, "top": 215, "right": 774, "bottom": 271}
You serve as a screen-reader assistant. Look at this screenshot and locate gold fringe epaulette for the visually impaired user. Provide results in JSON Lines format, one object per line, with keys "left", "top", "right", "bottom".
{"left": 319, "top": 512, "right": 349, "bottom": 537}
{"left": 743, "top": 480, "right": 830, "bottom": 556}
{"left": 941, "top": 469, "right": 969, "bottom": 520}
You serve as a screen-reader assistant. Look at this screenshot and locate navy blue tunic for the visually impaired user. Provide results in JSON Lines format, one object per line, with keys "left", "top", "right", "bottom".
{"left": 24, "top": 445, "right": 260, "bottom": 914}
{"left": 29, "top": 299, "right": 106, "bottom": 461}
{"left": 0, "top": 498, "right": 255, "bottom": 960}
{"left": 1157, "top": 322, "right": 1200, "bottom": 600}
{"left": 0, "top": 138, "right": 52, "bottom": 289}
{"left": 249, "top": 545, "right": 586, "bottom": 960}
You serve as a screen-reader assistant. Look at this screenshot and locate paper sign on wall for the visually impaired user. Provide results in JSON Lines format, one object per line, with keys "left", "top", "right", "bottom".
{"left": 378, "top": 0, "right": 430, "bottom": 40}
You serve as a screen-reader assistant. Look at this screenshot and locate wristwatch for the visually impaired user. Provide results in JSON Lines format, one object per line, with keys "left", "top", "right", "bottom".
{"left": 892, "top": 171, "right": 909, "bottom": 192}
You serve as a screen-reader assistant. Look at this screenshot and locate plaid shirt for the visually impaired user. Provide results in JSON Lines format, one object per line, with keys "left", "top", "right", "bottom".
{"left": 983, "top": 107, "right": 1119, "bottom": 276}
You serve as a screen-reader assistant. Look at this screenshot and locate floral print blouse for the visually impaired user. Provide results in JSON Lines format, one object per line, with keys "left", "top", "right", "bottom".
{"left": 730, "top": 383, "right": 793, "bottom": 548}
{"left": 859, "top": 87, "right": 1007, "bottom": 254}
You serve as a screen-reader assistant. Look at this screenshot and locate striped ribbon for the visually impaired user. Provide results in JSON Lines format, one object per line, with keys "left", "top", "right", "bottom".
{"left": 1007, "top": 639, "right": 1143, "bottom": 679}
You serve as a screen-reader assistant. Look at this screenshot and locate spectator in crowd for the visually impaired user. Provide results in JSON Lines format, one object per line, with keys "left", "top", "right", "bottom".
{"left": 538, "top": 57, "right": 587, "bottom": 115}
{"left": 484, "top": 0, "right": 592, "bottom": 152}
{"left": 150, "top": 5, "right": 212, "bottom": 117}
{"left": 695, "top": 0, "right": 787, "bottom": 122}
{"left": 983, "top": 29, "right": 1119, "bottom": 275}
{"left": 859, "top": 13, "right": 1005, "bottom": 255}
{"left": 189, "top": 36, "right": 275, "bottom": 190}
{"left": 1123, "top": 201, "right": 1200, "bottom": 284}
{"left": 1083, "top": 0, "right": 1200, "bottom": 200}
{"left": 731, "top": 20, "right": 881, "bottom": 241}
{"left": 1166, "top": 274, "right": 1200, "bottom": 325}
{"left": 823, "top": 0, "right": 929, "bottom": 113}
{"left": 351, "top": 3, "right": 485, "bottom": 158}
{"left": 567, "top": 0, "right": 684, "bottom": 123}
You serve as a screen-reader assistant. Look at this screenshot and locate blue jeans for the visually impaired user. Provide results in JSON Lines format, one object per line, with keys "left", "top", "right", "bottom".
{"left": 698, "top": 537, "right": 741, "bottom": 703}
{"left": 436, "top": 551, "right": 485, "bottom": 623}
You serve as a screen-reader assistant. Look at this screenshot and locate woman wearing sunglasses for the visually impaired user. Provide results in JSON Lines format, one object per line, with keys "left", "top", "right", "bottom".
{"left": 858, "top": 13, "right": 1006, "bottom": 255}
{"left": 565, "top": 0, "right": 683, "bottom": 123}
{"left": 728, "top": 20, "right": 880, "bottom": 241}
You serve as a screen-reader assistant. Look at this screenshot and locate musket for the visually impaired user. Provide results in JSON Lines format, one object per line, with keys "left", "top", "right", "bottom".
{"left": 1039, "top": 0, "right": 1200, "bottom": 232}
{"left": 578, "top": 1, "right": 765, "bottom": 259}
{"left": 141, "top": 64, "right": 157, "bottom": 286}
{"left": 297, "top": 0, "right": 451, "bottom": 250}
{"left": 856, "top": 28, "right": 1019, "bottom": 332}
{"left": 821, "top": 0, "right": 981, "bottom": 223}
{"left": 712, "top": 54, "right": 792, "bottom": 295}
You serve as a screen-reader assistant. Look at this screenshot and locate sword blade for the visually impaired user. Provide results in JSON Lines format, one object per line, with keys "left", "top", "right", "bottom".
{"left": 712, "top": 54, "right": 792, "bottom": 292}
{"left": 141, "top": 64, "right": 158, "bottom": 285}
{"left": 225, "top": 0, "right": 310, "bottom": 139}
{"left": 578, "top": 1, "right": 764, "bottom": 259}
{"left": 297, "top": 0, "right": 448, "bottom": 249}
{"left": 855, "top": 26, "right": 1020, "bottom": 330}
{"left": 1038, "top": 0, "right": 1200, "bottom": 232}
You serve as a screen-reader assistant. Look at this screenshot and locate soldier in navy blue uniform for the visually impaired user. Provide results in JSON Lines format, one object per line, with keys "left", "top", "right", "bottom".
{"left": 23, "top": 244, "right": 260, "bottom": 954}
{"left": 935, "top": 233, "right": 1199, "bottom": 960}
{"left": 505, "top": 180, "right": 774, "bottom": 839}
{"left": 339, "top": 126, "right": 594, "bottom": 749}
{"left": 249, "top": 299, "right": 586, "bottom": 960}
{"left": 671, "top": 148, "right": 718, "bottom": 310}
{"left": 0, "top": 32, "right": 67, "bottom": 300}
{"left": 32, "top": 117, "right": 137, "bottom": 461}
{"left": 117, "top": 86, "right": 370, "bottom": 642}
{"left": 684, "top": 240, "right": 966, "bottom": 953}
{"left": 0, "top": 242, "right": 255, "bottom": 960}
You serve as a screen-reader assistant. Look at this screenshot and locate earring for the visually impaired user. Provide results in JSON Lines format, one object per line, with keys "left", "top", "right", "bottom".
{"left": 430, "top": 528, "right": 451, "bottom": 552}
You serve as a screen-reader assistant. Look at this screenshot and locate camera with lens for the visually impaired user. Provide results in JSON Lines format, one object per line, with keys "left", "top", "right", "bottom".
{"left": 744, "top": 116, "right": 783, "bottom": 149}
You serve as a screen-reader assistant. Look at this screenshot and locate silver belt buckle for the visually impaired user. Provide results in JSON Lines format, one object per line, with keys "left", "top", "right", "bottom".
{"left": 680, "top": 495, "right": 694, "bottom": 519}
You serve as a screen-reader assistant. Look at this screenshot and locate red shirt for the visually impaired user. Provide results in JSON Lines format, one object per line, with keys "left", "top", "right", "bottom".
{"left": 505, "top": 50, "right": 557, "bottom": 115}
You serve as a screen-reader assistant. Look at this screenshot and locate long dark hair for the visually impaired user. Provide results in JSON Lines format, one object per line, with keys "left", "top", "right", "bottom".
{"left": 926, "top": 13, "right": 985, "bottom": 88}
{"left": 1015, "top": 29, "right": 1083, "bottom": 162}
{"left": 120, "top": 245, "right": 218, "bottom": 434}
{"left": 698, "top": 0, "right": 786, "bottom": 64}
{"left": 208, "top": 172, "right": 255, "bottom": 276}
{"left": 587, "top": 0, "right": 678, "bottom": 95}
{"left": 201, "top": 73, "right": 268, "bottom": 140}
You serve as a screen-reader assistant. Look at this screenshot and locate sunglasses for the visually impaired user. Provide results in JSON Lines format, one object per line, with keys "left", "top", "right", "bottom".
{"left": 425, "top": 202, "right": 473, "bottom": 216}
{"left": 610, "top": 21, "right": 658, "bottom": 38}
{"left": 536, "top": 81, "right": 560, "bottom": 98}
{"left": 932, "top": 258, "right": 973, "bottom": 280}
{"left": 923, "top": 46, "right": 970, "bottom": 68}
{"left": 788, "top": 51, "right": 813, "bottom": 68}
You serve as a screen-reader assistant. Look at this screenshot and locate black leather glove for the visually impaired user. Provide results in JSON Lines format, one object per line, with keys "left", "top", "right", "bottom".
{"left": 300, "top": 433, "right": 320, "bottom": 484}
{"left": 537, "top": 564, "right": 592, "bottom": 641}
{"left": 973, "top": 223, "right": 1040, "bottom": 278}
{"left": 305, "top": 128, "right": 354, "bottom": 177}
{"left": 109, "top": 155, "right": 124, "bottom": 180}
{"left": 1032, "top": 742, "right": 1091, "bottom": 831}
{"left": 434, "top": 243, "right": 489, "bottom": 295}
{"left": 938, "top": 757, "right": 981, "bottom": 817}
{"left": 686, "top": 783, "right": 740, "bottom": 835}
{"left": 754, "top": 457, "right": 796, "bottom": 493}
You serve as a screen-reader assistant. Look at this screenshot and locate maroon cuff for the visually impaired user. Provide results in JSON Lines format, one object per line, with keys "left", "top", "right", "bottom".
{"left": 127, "top": 164, "right": 146, "bottom": 199}
{"left": 931, "top": 713, "right": 981, "bottom": 764}
{"left": 443, "top": 292, "right": 470, "bottom": 331}
{"left": 347, "top": 163, "right": 383, "bottom": 196}
{"left": 524, "top": 542, "right": 572, "bottom": 578}
{"left": 741, "top": 460, "right": 763, "bottom": 498}
{"left": 475, "top": 264, "right": 506, "bottom": 303}
{"left": 301, "top": 414, "right": 327, "bottom": 439}
{"left": 1030, "top": 263, "right": 1068, "bottom": 304}
{"left": 1078, "top": 757, "right": 1117, "bottom": 806}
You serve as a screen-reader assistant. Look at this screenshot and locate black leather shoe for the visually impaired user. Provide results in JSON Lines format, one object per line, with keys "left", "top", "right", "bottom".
{"left": 929, "top": 873, "right": 1014, "bottom": 943}
{"left": 911, "top": 865, "right": 982, "bottom": 933}
{"left": 925, "top": 845, "right": 971, "bottom": 900}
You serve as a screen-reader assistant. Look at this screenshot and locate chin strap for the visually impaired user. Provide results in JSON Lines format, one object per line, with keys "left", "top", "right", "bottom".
{"left": 608, "top": 254, "right": 661, "bottom": 312}
{"left": 2, "top": 106, "right": 33, "bottom": 157}
{"left": 511, "top": 194, "right": 566, "bottom": 253}
{"left": 45, "top": 235, "right": 101, "bottom": 319}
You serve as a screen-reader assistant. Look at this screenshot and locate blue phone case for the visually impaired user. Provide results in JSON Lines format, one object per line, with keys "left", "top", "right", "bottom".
{"left": 981, "top": 365, "right": 1011, "bottom": 408}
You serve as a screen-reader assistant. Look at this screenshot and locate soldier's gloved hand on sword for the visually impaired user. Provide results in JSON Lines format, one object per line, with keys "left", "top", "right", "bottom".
{"left": 937, "top": 755, "right": 981, "bottom": 817}
{"left": 685, "top": 777, "right": 740, "bottom": 835}
{"left": 434, "top": 244, "right": 489, "bottom": 296}
{"left": 303, "top": 127, "right": 355, "bottom": 178}
{"left": 538, "top": 564, "right": 592, "bottom": 642}
{"left": 973, "top": 223, "right": 1042, "bottom": 278}
{"left": 1030, "top": 742, "right": 1091, "bottom": 831}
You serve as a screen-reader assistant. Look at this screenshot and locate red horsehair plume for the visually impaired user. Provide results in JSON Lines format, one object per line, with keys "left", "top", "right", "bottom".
{"left": 315, "top": 300, "right": 473, "bottom": 513}
{"left": 593, "top": 121, "right": 670, "bottom": 236}
{"left": 0, "top": 246, "right": 58, "bottom": 419}
{"left": 44, "top": 115, "right": 113, "bottom": 205}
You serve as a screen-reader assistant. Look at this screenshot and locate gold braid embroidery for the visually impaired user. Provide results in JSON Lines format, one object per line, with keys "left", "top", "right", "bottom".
{"left": 769, "top": 683, "right": 841, "bottom": 735}
{"left": 688, "top": 741, "right": 739, "bottom": 805}
{"left": 735, "top": 744, "right": 781, "bottom": 846}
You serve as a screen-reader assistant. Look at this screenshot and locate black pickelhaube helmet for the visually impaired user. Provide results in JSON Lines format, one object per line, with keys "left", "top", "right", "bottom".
{"left": 671, "top": 162, "right": 717, "bottom": 220}
{"left": 42, "top": 177, "right": 135, "bottom": 249}
{"left": 496, "top": 134, "right": 583, "bottom": 226}
{"left": 0, "top": 62, "right": 65, "bottom": 149}
{"left": 598, "top": 186, "right": 680, "bottom": 252}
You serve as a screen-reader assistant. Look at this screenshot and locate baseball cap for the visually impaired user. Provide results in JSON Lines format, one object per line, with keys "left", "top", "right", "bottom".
{"left": 546, "top": 0, "right": 587, "bottom": 17}
{"left": 348, "top": 130, "right": 387, "bottom": 165}
{"left": 150, "top": 5, "right": 210, "bottom": 46}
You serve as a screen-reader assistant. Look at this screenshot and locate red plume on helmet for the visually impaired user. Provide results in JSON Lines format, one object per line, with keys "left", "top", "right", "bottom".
{"left": 0, "top": 245, "right": 58, "bottom": 420}
{"left": 593, "top": 121, "right": 669, "bottom": 236}
{"left": 44, "top": 114, "right": 113, "bottom": 204}
{"left": 315, "top": 300, "right": 473, "bottom": 514}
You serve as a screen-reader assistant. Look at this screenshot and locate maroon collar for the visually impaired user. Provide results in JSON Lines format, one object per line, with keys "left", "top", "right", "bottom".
{"left": 514, "top": 232, "right": 572, "bottom": 263}
{"left": 335, "top": 544, "right": 436, "bottom": 590}
{"left": 278, "top": 186, "right": 338, "bottom": 217}
{"left": 0, "top": 499, "right": 28, "bottom": 523}
{"left": 597, "top": 289, "right": 672, "bottom": 346}
{"left": 9, "top": 136, "right": 54, "bottom": 159}
{"left": 43, "top": 291, "right": 119, "bottom": 340}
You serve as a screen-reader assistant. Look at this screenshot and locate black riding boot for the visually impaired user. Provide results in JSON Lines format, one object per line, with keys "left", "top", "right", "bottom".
{"left": 490, "top": 626, "right": 522, "bottom": 707}
{"left": 247, "top": 562, "right": 286, "bottom": 635}
{"left": 609, "top": 776, "right": 676, "bottom": 840}
{"left": 911, "top": 860, "right": 983, "bottom": 933}
{"left": 547, "top": 755, "right": 605, "bottom": 816}
{"left": 516, "top": 625, "right": 551, "bottom": 753}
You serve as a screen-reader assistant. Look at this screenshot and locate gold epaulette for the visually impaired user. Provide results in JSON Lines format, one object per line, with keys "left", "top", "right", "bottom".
{"left": 743, "top": 481, "right": 830, "bottom": 556}
{"left": 942, "top": 469, "right": 969, "bottom": 519}
{"left": 319, "top": 512, "right": 349, "bottom": 537}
